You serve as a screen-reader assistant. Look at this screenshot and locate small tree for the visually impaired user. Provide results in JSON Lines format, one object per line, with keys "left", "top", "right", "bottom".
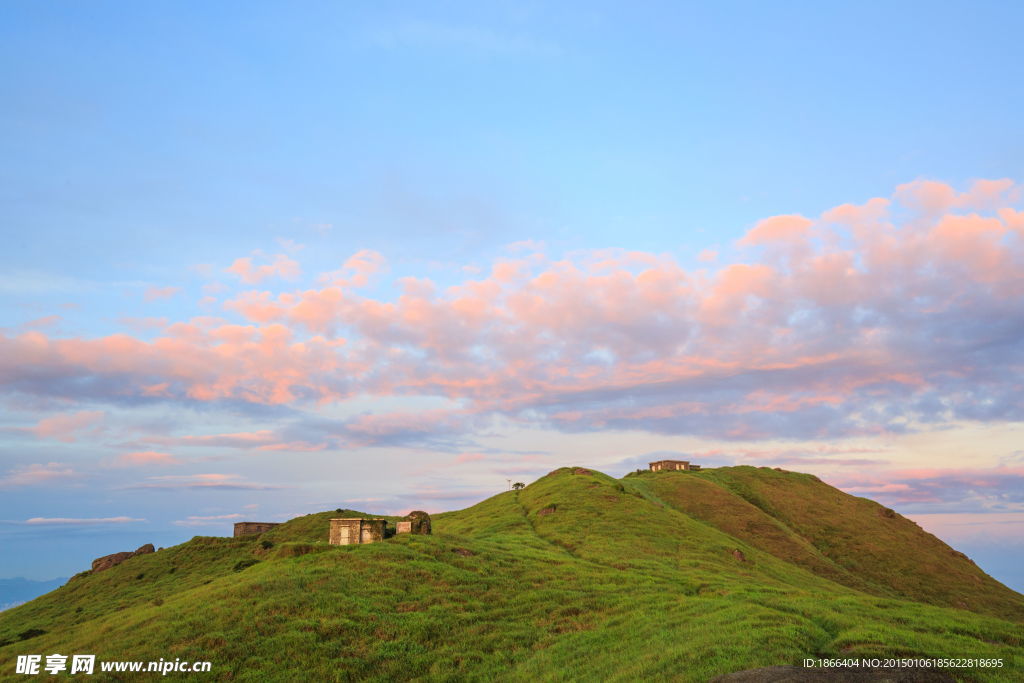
{"left": 512, "top": 482, "right": 525, "bottom": 490}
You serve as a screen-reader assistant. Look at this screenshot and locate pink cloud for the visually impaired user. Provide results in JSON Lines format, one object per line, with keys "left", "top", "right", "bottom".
{"left": 738, "top": 214, "right": 813, "bottom": 246}
{"left": 697, "top": 249, "right": 717, "bottom": 263}
{"left": 118, "top": 451, "right": 181, "bottom": 466}
{"left": 894, "top": 179, "right": 959, "bottom": 215}
{"left": 31, "top": 410, "right": 104, "bottom": 442}
{"left": 118, "top": 316, "right": 168, "bottom": 332}
{"left": 225, "top": 253, "right": 300, "bottom": 284}
{"left": 3, "top": 178, "right": 1023, "bottom": 445}
{"left": 23, "top": 315, "right": 61, "bottom": 330}
{"left": 131, "top": 429, "right": 324, "bottom": 453}
{"left": 0, "top": 462, "right": 77, "bottom": 488}
{"left": 894, "top": 178, "right": 1017, "bottom": 215}
{"left": 830, "top": 466, "right": 1024, "bottom": 510}
{"left": 126, "top": 473, "right": 283, "bottom": 490}
{"left": 144, "top": 286, "right": 181, "bottom": 302}
{"left": 255, "top": 441, "right": 327, "bottom": 452}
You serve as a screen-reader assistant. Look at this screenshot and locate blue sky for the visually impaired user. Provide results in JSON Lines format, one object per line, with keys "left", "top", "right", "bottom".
{"left": 2, "top": 1, "right": 1023, "bottom": 592}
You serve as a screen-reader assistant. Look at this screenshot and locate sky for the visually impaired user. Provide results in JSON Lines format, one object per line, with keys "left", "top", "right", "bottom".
{"left": 2, "top": 1, "right": 1023, "bottom": 592}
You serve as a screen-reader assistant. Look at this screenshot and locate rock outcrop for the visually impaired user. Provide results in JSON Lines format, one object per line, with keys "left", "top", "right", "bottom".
{"left": 90, "top": 544, "right": 155, "bottom": 573}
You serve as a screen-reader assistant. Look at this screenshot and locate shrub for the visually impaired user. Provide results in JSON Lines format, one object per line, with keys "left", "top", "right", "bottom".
{"left": 18, "top": 628, "right": 47, "bottom": 641}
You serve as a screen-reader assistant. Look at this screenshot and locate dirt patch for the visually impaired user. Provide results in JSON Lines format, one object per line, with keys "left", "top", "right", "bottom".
{"left": 395, "top": 602, "right": 424, "bottom": 612}
{"left": 538, "top": 506, "right": 557, "bottom": 517}
{"left": 451, "top": 547, "right": 475, "bottom": 557}
{"left": 571, "top": 468, "right": 591, "bottom": 475}
{"left": 732, "top": 549, "right": 747, "bottom": 562}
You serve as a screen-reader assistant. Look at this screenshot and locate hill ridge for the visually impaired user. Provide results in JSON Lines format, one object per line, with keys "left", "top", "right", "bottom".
{"left": 1, "top": 465, "right": 1020, "bottom": 681}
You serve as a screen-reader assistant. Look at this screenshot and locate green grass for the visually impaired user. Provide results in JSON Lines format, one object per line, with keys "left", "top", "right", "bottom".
{"left": 2, "top": 466, "right": 1021, "bottom": 681}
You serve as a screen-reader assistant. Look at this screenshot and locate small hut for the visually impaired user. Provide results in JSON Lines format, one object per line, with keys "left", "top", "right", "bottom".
{"left": 329, "top": 518, "right": 387, "bottom": 545}
{"left": 396, "top": 510, "right": 432, "bottom": 535}
{"left": 649, "top": 460, "right": 699, "bottom": 472}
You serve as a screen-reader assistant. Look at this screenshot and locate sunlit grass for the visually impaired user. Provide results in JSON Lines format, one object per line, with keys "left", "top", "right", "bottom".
{"left": 1, "top": 467, "right": 1021, "bottom": 681}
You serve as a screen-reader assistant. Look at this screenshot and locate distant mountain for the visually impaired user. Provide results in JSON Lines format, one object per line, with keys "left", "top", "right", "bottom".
{"left": 0, "top": 577, "right": 67, "bottom": 612}
{"left": 1, "top": 466, "right": 1021, "bottom": 680}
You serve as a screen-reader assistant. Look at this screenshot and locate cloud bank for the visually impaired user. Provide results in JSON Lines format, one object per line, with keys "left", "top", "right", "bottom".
{"left": 1, "top": 179, "right": 1022, "bottom": 445}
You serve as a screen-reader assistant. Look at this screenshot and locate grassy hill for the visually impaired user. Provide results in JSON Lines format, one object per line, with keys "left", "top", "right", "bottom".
{"left": 1, "top": 466, "right": 1021, "bottom": 681}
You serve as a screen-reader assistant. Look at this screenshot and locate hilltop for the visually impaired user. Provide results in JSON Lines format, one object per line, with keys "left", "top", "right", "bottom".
{"left": 1, "top": 466, "right": 1021, "bottom": 681}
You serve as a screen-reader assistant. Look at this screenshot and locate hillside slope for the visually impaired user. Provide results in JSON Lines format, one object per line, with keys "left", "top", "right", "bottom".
{"left": 635, "top": 466, "right": 1024, "bottom": 621}
{"left": 1, "top": 467, "right": 1021, "bottom": 681}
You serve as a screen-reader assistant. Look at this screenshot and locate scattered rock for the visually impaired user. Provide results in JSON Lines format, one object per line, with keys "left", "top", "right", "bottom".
{"left": 571, "top": 467, "right": 591, "bottom": 475}
{"left": 710, "top": 666, "right": 955, "bottom": 682}
{"left": 732, "top": 549, "right": 747, "bottom": 562}
{"left": 451, "top": 547, "right": 475, "bottom": 557}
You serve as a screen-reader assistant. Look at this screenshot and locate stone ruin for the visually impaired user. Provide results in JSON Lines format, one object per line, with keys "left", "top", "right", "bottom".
{"left": 649, "top": 459, "right": 701, "bottom": 472}
{"left": 329, "top": 518, "right": 387, "bottom": 545}
{"left": 90, "top": 543, "right": 155, "bottom": 573}
{"left": 397, "top": 510, "right": 431, "bottom": 535}
{"left": 233, "top": 522, "right": 281, "bottom": 537}
{"left": 331, "top": 512, "right": 432, "bottom": 545}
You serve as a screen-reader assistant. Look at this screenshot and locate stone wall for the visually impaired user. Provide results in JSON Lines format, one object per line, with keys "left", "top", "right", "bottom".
{"left": 650, "top": 460, "right": 692, "bottom": 471}
{"left": 404, "top": 510, "right": 432, "bottom": 535}
{"left": 233, "top": 522, "right": 281, "bottom": 537}
{"left": 329, "top": 518, "right": 387, "bottom": 545}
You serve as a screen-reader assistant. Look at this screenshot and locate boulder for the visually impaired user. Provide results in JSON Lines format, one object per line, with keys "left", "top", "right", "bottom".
{"left": 90, "top": 543, "right": 154, "bottom": 573}
{"left": 91, "top": 552, "right": 134, "bottom": 573}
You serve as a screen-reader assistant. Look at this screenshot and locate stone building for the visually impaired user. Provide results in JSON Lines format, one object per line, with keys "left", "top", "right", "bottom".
{"left": 396, "top": 510, "right": 431, "bottom": 535}
{"left": 649, "top": 459, "right": 701, "bottom": 472}
{"left": 329, "top": 518, "right": 387, "bottom": 545}
{"left": 233, "top": 522, "right": 281, "bottom": 537}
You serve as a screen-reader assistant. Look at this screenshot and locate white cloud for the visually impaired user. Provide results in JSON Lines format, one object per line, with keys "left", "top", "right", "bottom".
{"left": 24, "top": 516, "right": 145, "bottom": 525}
{"left": 173, "top": 513, "right": 246, "bottom": 527}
